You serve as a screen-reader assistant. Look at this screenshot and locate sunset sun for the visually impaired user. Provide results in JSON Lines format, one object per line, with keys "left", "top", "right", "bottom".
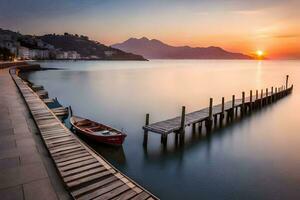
{"left": 255, "top": 50, "right": 265, "bottom": 59}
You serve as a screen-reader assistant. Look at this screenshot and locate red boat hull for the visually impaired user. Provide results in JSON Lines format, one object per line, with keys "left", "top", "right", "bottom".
{"left": 76, "top": 129, "right": 126, "bottom": 146}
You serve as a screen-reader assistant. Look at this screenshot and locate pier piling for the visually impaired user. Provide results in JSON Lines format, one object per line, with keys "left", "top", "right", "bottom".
{"left": 260, "top": 89, "right": 263, "bottom": 107}
{"left": 242, "top": 92, "right": 245, "bottom": 116}
{"left": 250, "top": 90, "right": 253, "bottom": 112}
{"left": 255, "top": 90, "right": 258, "bottom": 108}
{"left": 220, "top": 97, "right": 225, "bottom": 125}
{"left": 266, "top": 88, "right": 269, "bottom": 105}
{"left": 231, "top": 95, "right": 235, "bottom": 120}
{"left": 271, "top": 87, "right": 274, "bottom": 103}
{"left": 180, "top": 106, "right": 186, "bottom": 135}
{"left": 143, "top": 113, "right": 150, "bottom": 146}
{"left": 206, "top": 98, "right": 213, "bottom": 130}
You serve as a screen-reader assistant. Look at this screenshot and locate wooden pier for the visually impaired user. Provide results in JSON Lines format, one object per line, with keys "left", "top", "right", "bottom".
{"left": 10, "top": 66, "right": 158, "bottom": 200}
{"left": 143, "top": 76, "right": 293, "bottom": 146}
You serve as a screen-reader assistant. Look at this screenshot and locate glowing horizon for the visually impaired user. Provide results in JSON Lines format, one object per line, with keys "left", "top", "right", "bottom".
{"left": 1, "top": 0, "right": 299, "bottom": 59}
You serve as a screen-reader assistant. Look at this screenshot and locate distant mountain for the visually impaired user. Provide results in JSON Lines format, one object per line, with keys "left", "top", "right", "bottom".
{"left": 39, "top": 33, "right": 146, "bottom": 60}
{"left": 112, "top": 37, "right": 252, "bottom": 59}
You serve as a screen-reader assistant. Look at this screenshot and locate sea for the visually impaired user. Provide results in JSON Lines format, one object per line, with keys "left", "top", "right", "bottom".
{"left": 23, "top": 60, "right": 300, "bottom": 200}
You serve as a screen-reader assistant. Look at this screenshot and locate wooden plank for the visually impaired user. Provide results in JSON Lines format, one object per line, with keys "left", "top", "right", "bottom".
{"left": 48, "top": 141, "right": 79, "bottom": 149}
{"left": 71, "top": 175, "right": 118, "bottom": 197}
{"left": 112, "top": 189, "right": 137, "bottom": 200}
{"left": 76, "top": 180, "right": 124, "bottom": 200}
{"left": 47, "top": 139, "right": 76, "bottom": 146}
{"left": 43, "top": 134, "right": 71, "bottom": 140}
{"left": 52, "top": 147, "right": 85, "bottom": 157}
{"left": 60, "top": 158, "right": 98, "bottom": 172}
{"left": 93, "top": 184, "right": 130, "bottom": 200}
{"left": 48, "top": 141, "right": 78, "bottom": 149}
{"left": 55, "top": 152, "right": 90, "bottom": 163}
{"left": 57, "top": 155, "right": 94, "bottom": 167}
{"left": 130, "top": 192, "right": 150, "bottom": 200}
{"left": 61, "top": 162, "right": 102, "bottom": 177}
{"left": 53, "top": 150, "right": 89, "bottom": 161}
{"left": 50, "top": 144, "right": 82, "bottom": 154}
{"left": 67, "top": 170, "right": 112, "bottom": 188}
{"left": 64, "top": 167, "right": 106, "bottom": 182}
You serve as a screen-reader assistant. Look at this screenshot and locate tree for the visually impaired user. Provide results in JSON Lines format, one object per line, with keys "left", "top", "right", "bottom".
{"left": 0, "top": 47, "right": 14, "bottom": 61}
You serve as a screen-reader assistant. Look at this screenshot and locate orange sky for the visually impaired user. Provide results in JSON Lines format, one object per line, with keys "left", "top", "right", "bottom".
{"left": 2, "top": 0, "right": 300, "bottom": 59}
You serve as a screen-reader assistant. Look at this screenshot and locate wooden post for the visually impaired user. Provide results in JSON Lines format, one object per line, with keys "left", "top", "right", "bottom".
{"left": 266, "top": 88, "right": 268, "bottom": 105}
{"left": 231, "top": 95, "right": 235, "bottom": 120}
{"left": 279, "top": 86, "right": 282, "bottom": 98}
{"left": 286, "top": 75, "right": 289, "bottom": 89}
{"left": 175, "top": 133, "right": 179, "bottom": 146}
{"left": 180, "top": 106, "right": 186, "bottom": 134}
{"left": 255, "top": 90, "right": 258, "bottom": 109}
{"left": 192, "top": 123, "right": 196, "bottom": 133}
{"left": 206, "top": 98, "right": 213, "bottom": 130}
{"left": 250, "top": 90, "right": 253, "bottom": 112}
{"left": 260, "top": 89, "right": 263, "bottom": 107}
{"left": 271, "top": 87, "right": 274, "bottom": 103}
{"left": 161, "top": 134, "right": 167, "bottom": 146}
{"left": 220, "top": 97, "right": 225, "bottom": 125}
{"left": 255, "top": 90, "right": 258, "bottom": 99}
{"left": 143, "top": 113, "right": 149, "bottom": 146}
{"left": 198, "top": 122, "right": 202, "bottom": 133}
{"left": 241, "top": 92, "right": 245, "bottom": 116}
{"left": 209, "top": 98, "right": 213, "bottom": 120}
{"left": 214, "top": 115, "right": 218, "bottom": 126}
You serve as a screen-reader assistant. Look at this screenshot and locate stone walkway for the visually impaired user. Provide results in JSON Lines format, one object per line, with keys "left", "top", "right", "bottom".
{"left": 0, "top": 67, "right": 70, "bottom": 200}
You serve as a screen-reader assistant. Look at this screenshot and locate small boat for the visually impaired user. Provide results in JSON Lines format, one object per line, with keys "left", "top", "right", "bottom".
{"left": 70, "top": 115, "right": 127, "bottom": 146}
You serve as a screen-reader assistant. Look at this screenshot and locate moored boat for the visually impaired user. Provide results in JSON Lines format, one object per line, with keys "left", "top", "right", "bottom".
{"left": 70, "top": 115, "right": 127, "bottom": 146}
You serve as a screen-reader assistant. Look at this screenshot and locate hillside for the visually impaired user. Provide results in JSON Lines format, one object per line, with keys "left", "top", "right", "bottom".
{"left": 0, "top": 28, "right": 146, "bottom": 60}
{"left": 39, "top": 33, "right": 146, "bottom": 60}
{"left": 112, "top": 37, "right": 252, "bottom": 59}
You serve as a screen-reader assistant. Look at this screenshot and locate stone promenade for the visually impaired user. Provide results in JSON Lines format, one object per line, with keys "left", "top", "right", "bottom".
{"left": 0, "top": 66, "right": 70, "bottom": 200}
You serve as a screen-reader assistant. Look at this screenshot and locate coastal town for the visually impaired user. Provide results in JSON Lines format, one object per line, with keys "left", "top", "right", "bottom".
{"left": 0, "top": 28, "right": 145, "bottom": 61}
{"left": 0, "top": 31, "right": 81, "bottom": 60}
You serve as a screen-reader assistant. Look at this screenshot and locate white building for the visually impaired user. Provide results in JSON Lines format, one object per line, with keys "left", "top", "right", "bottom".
{"left": 67, "top": 51, "right": 80, "bottom": 59}
{"left": 56, "top": 51, "right": 80, "bottom": 59}
{"left": 28, "top": 49, "right": 49, "bottom": 59}
{"left": 18, "top": 46, "right": 30, "bottom": 59}
{"left": 104, "top": 50, "right": 115, "bottom": 57}
{"left": 89, "top": 55, "right": 100, "bottom": 59}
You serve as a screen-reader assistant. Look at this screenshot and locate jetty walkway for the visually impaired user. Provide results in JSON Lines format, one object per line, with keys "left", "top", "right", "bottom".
{"left": 143, "top": 77, "right": 293, "bottom": 145}
{"left": 1, "top": 62, "right": 158, "bottom": 200}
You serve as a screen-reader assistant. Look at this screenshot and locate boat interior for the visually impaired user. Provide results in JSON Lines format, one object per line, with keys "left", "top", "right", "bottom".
{"left": 73, "top": 118, "right": 120, "bottom": 136}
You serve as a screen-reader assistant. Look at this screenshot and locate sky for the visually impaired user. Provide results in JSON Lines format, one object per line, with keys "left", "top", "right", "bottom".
{"left": 0, "top": 0, "right": 299, "bottom": 59}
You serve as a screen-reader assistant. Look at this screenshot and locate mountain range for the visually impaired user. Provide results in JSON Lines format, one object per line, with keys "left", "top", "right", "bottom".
{"left": 112, "top": 37, "right": 252, "bottom": 59}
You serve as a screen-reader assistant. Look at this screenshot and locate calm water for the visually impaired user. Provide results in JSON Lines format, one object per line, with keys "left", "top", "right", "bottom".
{"left": 25, "top": 60, "right": 300, "bottom": 200}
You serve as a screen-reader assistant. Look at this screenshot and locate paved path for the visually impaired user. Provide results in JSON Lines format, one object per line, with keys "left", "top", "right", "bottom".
{"left": 0, "top": 67, "right": 70, "bottom": 200}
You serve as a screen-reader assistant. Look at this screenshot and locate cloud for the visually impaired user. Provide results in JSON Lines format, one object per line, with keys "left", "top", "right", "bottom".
{"left": 273, "top": 34, "right": 300, "bottom": 39}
